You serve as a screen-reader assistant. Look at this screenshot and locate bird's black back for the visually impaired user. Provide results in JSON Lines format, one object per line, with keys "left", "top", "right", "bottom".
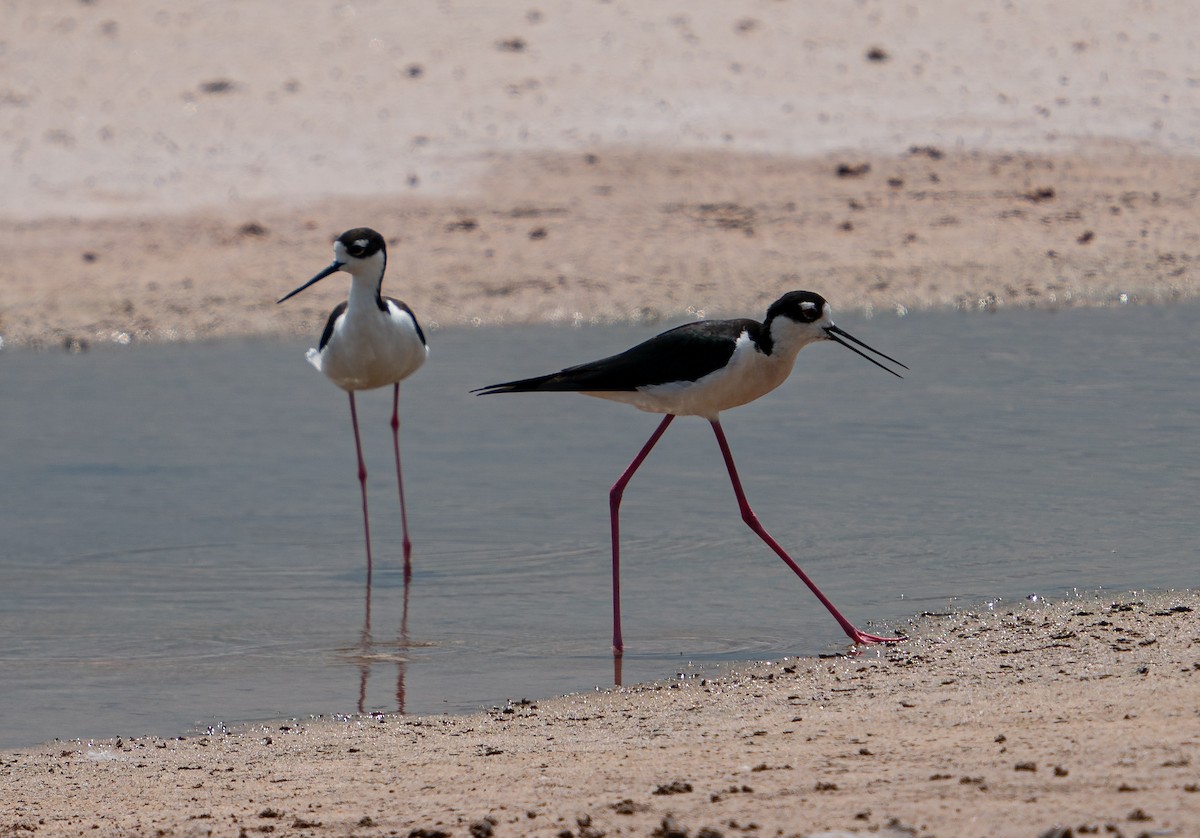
{"left": 475, "top": 318, "right": 765, "bottom": 394}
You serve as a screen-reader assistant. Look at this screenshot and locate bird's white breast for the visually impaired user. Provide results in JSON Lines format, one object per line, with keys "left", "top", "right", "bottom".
{"left": 309, "top": 301, "right": 427, "bottom": 392}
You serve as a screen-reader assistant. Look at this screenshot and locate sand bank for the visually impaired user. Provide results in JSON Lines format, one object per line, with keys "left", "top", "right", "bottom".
{"left": 3, "top": 591, "right": 1198, "bottom": 837}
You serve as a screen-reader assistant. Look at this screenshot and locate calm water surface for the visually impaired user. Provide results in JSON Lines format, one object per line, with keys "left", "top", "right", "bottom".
{"left": 1, "top": 304, "right": 1197, "bottom": 749}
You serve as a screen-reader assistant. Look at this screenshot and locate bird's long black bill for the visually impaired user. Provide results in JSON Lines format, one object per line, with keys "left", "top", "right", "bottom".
{"left": 824, "top": 325, "right": 908, "bottom": 378}
{"left": 276, "top": 261, "right": 343, "bottom": 304}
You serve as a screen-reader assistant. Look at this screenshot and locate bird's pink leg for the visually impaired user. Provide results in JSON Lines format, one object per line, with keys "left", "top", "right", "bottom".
{"left": 391, "top": 383, "right": 413, "bottom": 578}
{"left": 349, "top": 392, "right": 373, "bottom": 586}
{"left": 609, "top": 414, "right": 675, "bottom": 655}
{"left": 709, "top": 420, "right": 902, "bottom": 646}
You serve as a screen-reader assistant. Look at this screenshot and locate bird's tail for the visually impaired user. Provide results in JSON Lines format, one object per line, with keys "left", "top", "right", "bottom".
{"left": 471, "top": 372, "right": 565, "bottom": 395}
{"left": 304, "top": 347, "right": 324, "bottom": 372}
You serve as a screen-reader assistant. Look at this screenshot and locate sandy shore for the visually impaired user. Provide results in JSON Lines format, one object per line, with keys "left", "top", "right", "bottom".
{"left": 3, "top": 591, "right": 1198, "bottom": 837}
{"left": 4, "top": 1, "right": 1200, "bottom": 348}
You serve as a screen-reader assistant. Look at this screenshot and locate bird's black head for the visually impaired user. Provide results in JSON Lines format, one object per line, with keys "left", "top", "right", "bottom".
{"left": 276, "top": 227, "right": 389, "bottom": 305}
{"left": 336, "top": 227, "right": 387, "bottom": 260}
{"left": 765, "top": 290, "right": 829, "bottom": 326}
{"left": 765, "top": 290, "right": 907, "bottom": 378}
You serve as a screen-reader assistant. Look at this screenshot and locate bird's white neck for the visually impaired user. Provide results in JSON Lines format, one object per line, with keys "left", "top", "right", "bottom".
{"left": 767, "top": 316, "right": 827, "bottom": 363}
{"left": 344, "top": 269, "right": 385, "bottom": 311}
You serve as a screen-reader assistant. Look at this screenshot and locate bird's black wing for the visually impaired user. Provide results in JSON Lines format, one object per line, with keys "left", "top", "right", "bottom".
{"left": 317, "top": 301, "right": 349, "bottom": 351}
{"left": 384, "top": 297, "right": 427, "bottom": 347}
{"left": 474, "top": 318, "right": 762, "bottom": 394}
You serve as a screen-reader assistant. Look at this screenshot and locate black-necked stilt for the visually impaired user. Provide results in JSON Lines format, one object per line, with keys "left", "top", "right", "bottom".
{"left": 474, "top": 290, "right": 906, "bottom": 653}
{"left": 278, "top": 227, "right": 428, "bottom": 579}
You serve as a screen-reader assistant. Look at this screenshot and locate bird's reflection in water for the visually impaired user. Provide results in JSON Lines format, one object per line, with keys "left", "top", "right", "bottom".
{"left": 350, "top": 564, "right": 411, "bottom": 716}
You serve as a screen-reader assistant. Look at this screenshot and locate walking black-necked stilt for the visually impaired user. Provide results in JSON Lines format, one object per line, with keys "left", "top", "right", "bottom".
{"left": 278, "top": 227, "right": 428, "bottom": 579}
{"left": 474, "top": 290, "right": 907, "bottom": 653}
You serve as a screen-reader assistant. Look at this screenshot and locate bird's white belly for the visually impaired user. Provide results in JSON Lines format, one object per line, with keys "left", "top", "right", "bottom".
{"left": 588, "top": 349, "right": 795, "bottom": 419}
{"left": 309, "top": 309, "right": 427, "bottom": 392}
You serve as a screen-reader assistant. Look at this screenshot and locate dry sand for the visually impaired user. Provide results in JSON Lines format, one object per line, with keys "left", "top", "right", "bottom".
{"left": 2, "top": 1, "right": 1199, "bottom": 834}
{"left": 4, "top": 0, "right": 1200, "bottom": 348}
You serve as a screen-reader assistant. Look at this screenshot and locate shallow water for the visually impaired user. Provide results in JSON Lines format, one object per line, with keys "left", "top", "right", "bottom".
{"left": 1, "top": 304, "right": 1197, "bottom": 749}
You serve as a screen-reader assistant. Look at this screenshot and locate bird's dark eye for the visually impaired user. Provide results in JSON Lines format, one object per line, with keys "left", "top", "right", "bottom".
{"left": 798, "top": 301, "right": 821, "bottom": 322}
{"left": 336, "top": 227, "right": 385, "bottom": 259}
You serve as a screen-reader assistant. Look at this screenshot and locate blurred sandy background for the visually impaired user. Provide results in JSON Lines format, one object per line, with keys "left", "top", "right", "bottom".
{"left": 2, "top": 0, "right": 1198, "bottom": 347}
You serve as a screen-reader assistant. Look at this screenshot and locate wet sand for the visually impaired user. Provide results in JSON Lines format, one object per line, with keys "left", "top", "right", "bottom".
{"left": 3, "top": 1, "right": 1200, "bottom": 834}
{"left": 3, "top": 592, "right": 1198, "bottom": 836}
{"left": 4, "top": 145, "right": 1200, "bottom": 349}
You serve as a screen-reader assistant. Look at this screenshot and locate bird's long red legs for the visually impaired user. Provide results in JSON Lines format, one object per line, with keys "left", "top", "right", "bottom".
{"left": 709, "top": 420, "right": 903, "bottom": 646}
{"left": 609, "top": 414, "right": 675, "bottom": 655}
{"left": 391, "top": 383, "right": 413, "bottom": 578}
{"left": 348, "top": 392, "right": 374, "bottom": 587}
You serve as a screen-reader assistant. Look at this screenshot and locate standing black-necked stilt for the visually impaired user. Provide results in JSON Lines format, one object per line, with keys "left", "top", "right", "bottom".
{"left": 475, "top": 290, "right": 906, "bottom": 653}
{"left": 278, "top": 227, "right": 428, "bottom": 579}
